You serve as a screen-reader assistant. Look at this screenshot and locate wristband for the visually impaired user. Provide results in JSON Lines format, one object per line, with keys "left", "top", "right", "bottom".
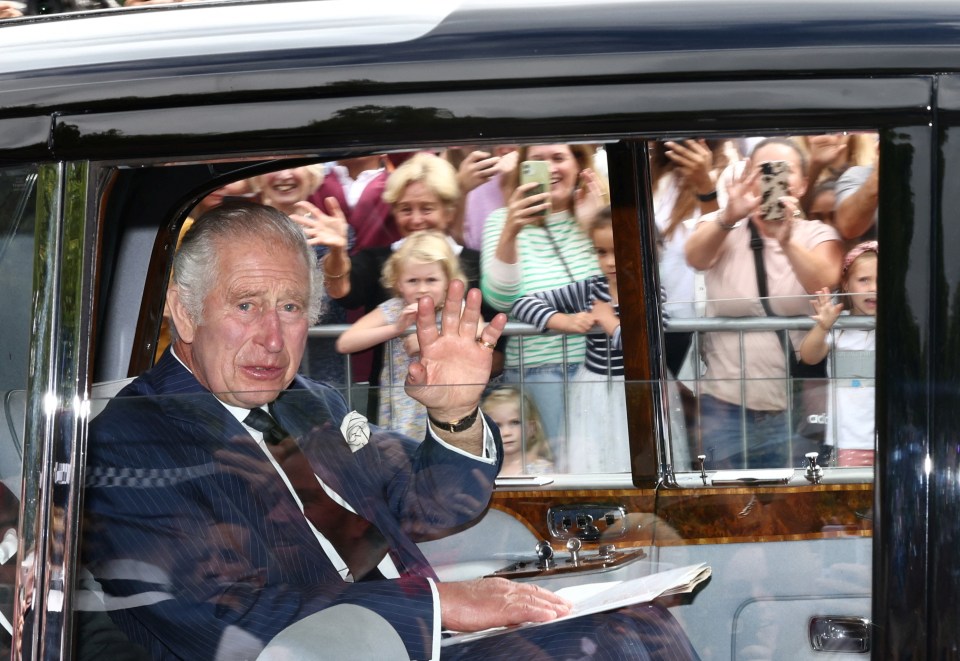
{"left": 715, "top": 208, "right": 741, "bottom": 230}
{"left": 696, "top": 190, "right": 718, "bottom": 203}
{"left": 428, "top": 407, "right": 480, "bottom": 433}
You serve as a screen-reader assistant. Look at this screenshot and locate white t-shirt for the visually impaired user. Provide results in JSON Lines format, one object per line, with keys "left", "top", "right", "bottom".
{"left": 825, "top": 319, "right": 876, "bottom": 450}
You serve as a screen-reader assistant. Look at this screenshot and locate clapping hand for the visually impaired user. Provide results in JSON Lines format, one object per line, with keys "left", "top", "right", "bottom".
{"left": 590, "top": 300, "right": 620, "bottom": 335}
{"left": 574, "top": 167, "right": 606, "bottom": 232}
{"left": 290, "top": 198, "right": 348, "bottom": 249}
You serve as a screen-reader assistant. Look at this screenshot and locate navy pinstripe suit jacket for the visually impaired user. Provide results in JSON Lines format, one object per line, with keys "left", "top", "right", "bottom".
{"left": 82, "top": 350, "right": 500, "bottom": 660}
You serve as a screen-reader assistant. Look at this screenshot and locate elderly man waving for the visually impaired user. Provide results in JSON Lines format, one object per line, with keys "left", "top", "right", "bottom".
{"left": 82, "top": 202, "right": 699, "bottom": 661}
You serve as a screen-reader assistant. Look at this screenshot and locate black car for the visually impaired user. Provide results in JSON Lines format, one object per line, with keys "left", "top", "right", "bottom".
{"left": 0, "top": 1, "right": 957, "bottom": 658}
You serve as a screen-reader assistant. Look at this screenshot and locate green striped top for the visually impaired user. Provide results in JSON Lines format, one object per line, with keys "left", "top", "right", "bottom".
{"left": 480, "top": 208, "right": 601, "bottom": 369}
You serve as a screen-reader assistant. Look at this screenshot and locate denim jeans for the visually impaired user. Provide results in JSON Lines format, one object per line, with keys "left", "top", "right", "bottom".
{"left": 698, "top": 394, "right": 791, "bottom": 469}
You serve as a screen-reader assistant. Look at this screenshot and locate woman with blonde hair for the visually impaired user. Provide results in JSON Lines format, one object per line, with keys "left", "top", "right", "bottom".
{"left": 314, "top": 152, "right": 500, "bottom": 418}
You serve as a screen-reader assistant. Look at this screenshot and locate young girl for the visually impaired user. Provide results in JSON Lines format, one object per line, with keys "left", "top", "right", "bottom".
{"left": 799, "top": 241, "right": 877, "bottom": 467}
{"left": 481, "top": 387, "right": 554, "bottom": 476}
{"left": 336, "top": 231, "right": 467, "bottom": 438}
{"left": 511, "top": 207, "right": 626, "bottom": 473}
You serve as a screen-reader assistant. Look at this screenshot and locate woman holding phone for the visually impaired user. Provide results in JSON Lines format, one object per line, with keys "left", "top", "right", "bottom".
{"left": 685, "top": 137, "right": 842, "bottom": 470}
{"left": 480, "top": 143, "right": 606, "bottom": 468}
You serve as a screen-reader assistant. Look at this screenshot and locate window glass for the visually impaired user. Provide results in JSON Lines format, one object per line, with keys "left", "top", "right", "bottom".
{"left": 659, "top": 132, "right": 878, "bottom": 475}
{"left": 77, "top": 131, "right": 880, "bottom": 658}
{"left": 184, "top": 147, "right": 623, "bottom": 478}
{"left": 0, "top": 164, "right": 37, "bottom": 655}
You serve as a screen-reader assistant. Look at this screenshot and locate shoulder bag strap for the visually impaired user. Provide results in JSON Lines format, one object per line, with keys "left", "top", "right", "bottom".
{"left": 749, "top": 221, "right": 798, "bottom": 369}
{"left": 749, "top": 220, "right": 776, "bottom": 317}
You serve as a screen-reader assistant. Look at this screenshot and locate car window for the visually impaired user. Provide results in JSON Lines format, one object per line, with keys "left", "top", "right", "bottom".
{"left": 656, "top": 132, "right": 878, "bottom": 479}
{"left": 127, "top": 135, "right": 879, "bottom": 484}
{"left": 0, "top": 164, "right": 37, "bottom": 655}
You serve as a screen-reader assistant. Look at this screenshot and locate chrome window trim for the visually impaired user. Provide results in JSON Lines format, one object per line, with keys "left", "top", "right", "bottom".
{"left": 16, "top": 161, "right": 94, "bottom": 660}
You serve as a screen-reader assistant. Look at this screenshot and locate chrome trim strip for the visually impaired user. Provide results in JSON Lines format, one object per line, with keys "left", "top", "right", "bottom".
{"left": 15, "top": 162, "right": 64, "bottom": 661}
{"left": 14, "top": 162, "right": 92, "bottom": 660}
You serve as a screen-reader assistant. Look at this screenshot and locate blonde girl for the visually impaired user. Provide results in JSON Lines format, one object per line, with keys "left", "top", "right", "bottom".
{"left": 336, "top": 231, "right": 466, "bottom": 438}
{"left": 799, "top": 241, "right": 878, "bottom": 467}
{"left": 481, "top": 387, "right": 553, "bottom": 476}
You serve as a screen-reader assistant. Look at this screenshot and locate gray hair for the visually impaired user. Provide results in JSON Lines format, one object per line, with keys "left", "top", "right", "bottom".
{"left": 171, "top": 202, "right": 323, "bottom": 330}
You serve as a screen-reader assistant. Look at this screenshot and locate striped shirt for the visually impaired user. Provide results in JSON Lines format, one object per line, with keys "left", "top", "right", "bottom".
{"left": 512, "top": 275, "right": 623, "bottom": 376}
{"left": 481, "top": 208, "right": 601, "bottom": 368}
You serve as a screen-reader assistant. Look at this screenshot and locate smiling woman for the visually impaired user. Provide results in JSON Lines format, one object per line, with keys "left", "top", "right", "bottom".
{"left": 480, "top": 143, "right": 606, "bottom": 468}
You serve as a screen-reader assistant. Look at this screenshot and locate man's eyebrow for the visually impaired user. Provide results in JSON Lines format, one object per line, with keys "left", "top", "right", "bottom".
{"left": 227, "top": 286, "right": 266, "bottom": 302}
{"left": 279, "top": 288, "right": 309, "bottom": 305}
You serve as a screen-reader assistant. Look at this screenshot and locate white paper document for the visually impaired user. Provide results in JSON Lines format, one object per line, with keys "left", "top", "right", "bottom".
{"left": 442, "top": 562, "right": 711, "bottom": 647}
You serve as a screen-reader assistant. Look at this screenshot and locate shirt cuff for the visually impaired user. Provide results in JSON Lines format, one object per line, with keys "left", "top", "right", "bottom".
{"left": 428, "top": 414, "right": 498, "bottom": 465}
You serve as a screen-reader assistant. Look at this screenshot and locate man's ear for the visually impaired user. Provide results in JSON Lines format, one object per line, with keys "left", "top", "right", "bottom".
{"left": 167, "top": 287, "right": 196, "bottom": 344}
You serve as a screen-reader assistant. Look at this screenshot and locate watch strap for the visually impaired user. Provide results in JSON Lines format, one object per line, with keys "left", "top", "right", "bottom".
{"left": 428, "top": 407, "right": 480, "bottom": 433}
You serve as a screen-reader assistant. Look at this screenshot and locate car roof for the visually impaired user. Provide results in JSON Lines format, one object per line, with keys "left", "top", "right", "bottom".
{"left": 3, "top": 0, "right": 960, "bottom": 104}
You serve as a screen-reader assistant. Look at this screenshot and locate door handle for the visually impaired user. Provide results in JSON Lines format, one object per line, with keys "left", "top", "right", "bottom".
{"left": 547, "top": 504, "right": 628, "bottom": 541}
{"left": 809, "top": 616, "right": 870, "bottom": 653}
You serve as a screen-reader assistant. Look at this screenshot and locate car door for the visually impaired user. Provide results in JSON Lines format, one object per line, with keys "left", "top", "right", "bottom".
{"left": 63, "top": 79, "right": 925, "bottom": 658}
{"left": 0, "top": 12, "right": 942, "bottom": 655}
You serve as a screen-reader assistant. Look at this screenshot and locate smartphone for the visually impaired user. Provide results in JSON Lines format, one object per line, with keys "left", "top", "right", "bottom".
{"left": 519, "top": 160, "right": 551, "bottom": 225}
{"left": 758, "top": 160, "right": 791, "bottom": 222}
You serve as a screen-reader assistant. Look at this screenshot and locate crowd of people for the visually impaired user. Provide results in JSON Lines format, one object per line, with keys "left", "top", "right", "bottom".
{"left": 175, "top": 135, "right": 878, "bottom": 475}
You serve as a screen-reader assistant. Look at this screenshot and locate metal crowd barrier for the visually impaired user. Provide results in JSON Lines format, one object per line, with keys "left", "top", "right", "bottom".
{"left": 306, "top": 315, "right": 876, "bottom": 470}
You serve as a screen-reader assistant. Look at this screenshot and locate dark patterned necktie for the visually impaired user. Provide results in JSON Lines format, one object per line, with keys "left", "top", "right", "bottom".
{"left": 244, "top": 405, "right": 389, "bottom": 581}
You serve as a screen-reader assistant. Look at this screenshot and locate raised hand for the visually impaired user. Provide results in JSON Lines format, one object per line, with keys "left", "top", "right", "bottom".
{"left": 457, "top": 150, "right": 501, "bottom": 194}
{"left": 290, "top": 198, "right": 348, "bottom": 249}
{"left": 807, "top": 134, "right": 849, "bottom": 170}
{"left": 721, "top": 160, "right": 760, "bottom": 224}
{"left": 664, "top": 139, "right": 715, "bottom": 195}
{"left": 810, "top": 286, "right": 843, "bottom": 331}
{"left": 0, "top": 1, "right": 24, "bottom": 17}
{"left": 573, "top": 167, "right": 606, "bottom": 231}
{"left": 404, "top": 280, "right": 506, "bottom": 421}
